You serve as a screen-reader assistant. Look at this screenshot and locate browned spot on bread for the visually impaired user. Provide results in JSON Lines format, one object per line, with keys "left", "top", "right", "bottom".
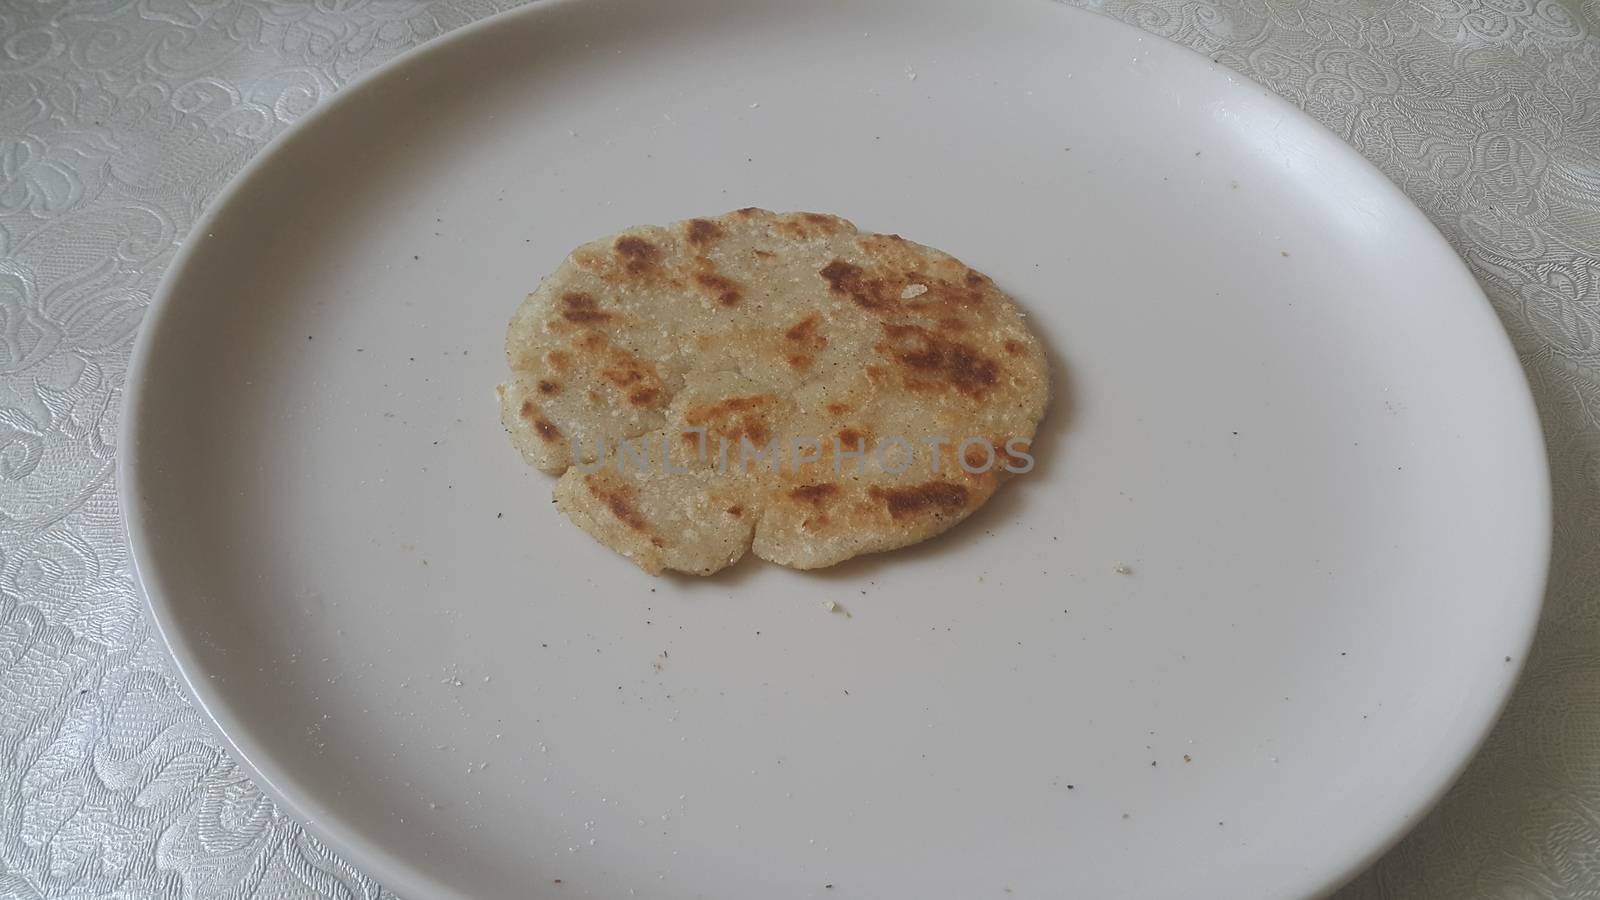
{"left": 518, "top": 400, "right": 535, "bottom": 418}
{"left": 584, "top": 476, "right": 650, "bottom": 532}
{"left": 1004, "top": 340, "right": 1023, "bottom": 355}
{"left": 878, "top": 324, "right": 1000, "bottom": 397}
{"left": 789, "top": 483, "right": 840, "bottom": 504}
{"left": 777, "top": 212, "right": 849, "bottom": 239}
{"left": 560, "top": 292, "right": 611, "bottom": 324}
{"left": 819, "top": 260, "right": 877, "bottom": 308}
{"left": 908, "top": 282, "right": 988, "bottom": 313}
{"left": 599, "top": 352, "right": 650, "bottom": 387}
{"left": 825, "top": 402, "right": 852, "bottom": 415}
{"left": 735, "top": 207, "right": 762, "bottom": 217}
{"left": 684, "top": 394, "right": 779, "bottom": 450}
{"left": 818, "top": 259, "right": 947, "bottom": 313}
{"left": 693, "top": 270, "right": 743, "bottom": 307}
{"left": 857, "top": 234, "right": 911, "bottom": 256}
{"left": 753, "top": 249, "right": 775, "bottom": 260}
{"left": 996, "top": 439, "right": 1030, "bottom": 470}
{"left": 534, "top": 417, "right": 561, "bottom": 441}
{"left": 868, "top": 482, "right": 970, "bottom": 520}
{"left": 696, "top": 395, "right": 772, "bottom": 414}
{"left": 686, "top": 218, "right": 723, "bottom": 246}
{"left": 726, "top": 505, "right": 744, "bottom": 517}
{"left": 784, "top": 314, "right": 828, "bottom": 350}
{"left": 614, "top": 236, "right": 660, "bottom": 274}
{"left": 604, "top": 368, "right": 643, "bottom": 387}
{"left": 537, "top": 380, "right": 562, "bottom": 395}
{"left": 548, "top": 350, "right": 572, "bottom": 371}
{"left": 837, "top": 428, "right": 868, "bottom": 448}
{"left": 846, "top": 239, "right": 995, "bottom": 315}
{"left": 571, "top": 249, "right": 606, "bottom": 272}
{"left": 572, "top": 333, "right": 667, "bottom": 402}
{"left": 786, "top": 354, "right": 812, "bottom": 370}
{"left": 963, "top": 443, "right": 994, "bottom": 469}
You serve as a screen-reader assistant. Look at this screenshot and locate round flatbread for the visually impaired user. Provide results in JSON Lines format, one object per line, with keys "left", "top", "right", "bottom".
{"left": 500, "top": 209, "right": 1050, "bottom": 575}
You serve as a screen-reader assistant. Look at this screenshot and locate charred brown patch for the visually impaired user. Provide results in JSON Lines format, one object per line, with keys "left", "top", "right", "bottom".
{"left": 571, "top": 249, "right": 606, "bottom": 272}
{"left": 1004, "top": 340, "right": 1023, "bottom": 355}
{"left": 786, "top": 354, "right": 812, "bottom": 370}
{"left": 686, "top": 218, "right": 723, "bottom": 247}
{"left": 533, "top": 417, "right": 561, "bottom": 441}
{"left": 726, "top": 505, "right": 744, "bottom": 517}
{"left": 778, "top": 212, "right": 847, "bottom": 239}
{"left": 735, "top": 207, "right": 762, "bottom": 217}
{"left": 784, "top": 314, "right": 828, "bottom": 351}
{"left": 858, "top": 234, "right": 910, "bottom": 255}
{"left": 963, "top": 443, "right": 995, "bottom": 470}
{"left": 693, "top": 270, "right": 743, "bottom": 307}
{"left": 789, "top": 483, "right": 840, "bottom": 504}
{"left": 868, "top": 482, "right": 970, "bottom": 520}
{"left": 837, "top": 428, "right": 868, "bottom": 448}
{"left": 819, "top": 260, "right": 874, "bottom": 307}
{"left": 518, "top": 400, "right": 535, "bottom": 418}
{"left": 537, "top": 380, "right": 562, "bottom": 395}
{"left": 584, "top": 476, "right": 650, "bottom": 532}
{"left": 996, "top": 439, "right": 1030, "bottom": 470}
{"left": 785, "top": 315, "right": 817, "bottom": 342}
{"left": 818, "top": 259, "right": 935, "bottom": 312}
{"left": 697, "top": 395, "right": 773, "bottom": 415}
{"left": 846, "top": 240, "right": 995, "bottom": 315}
{"left": 877, "top": 324, "right": 1000, "bottom": 397}
{"left": 604, "top": 367, "right": 644, "bottom": 387}
{"left": 575, "top": 334, "right": 667, "bottom": 401}
{"left": 825, "top": 402, "right": 852, "bottom": 415}
{"left": 599, "top": 351, "right": 648, "bottom": 387}
{"left": 614, "top": 236, "right": 660, "bottom": 274}
{"left": 684, "top": 394, "right": 780, "bottom": 450}
{"left": 560, "top": 292, "right": 611, "bottom": 324}
{"left": 548, "top": 350, "right": 572, "bottom": 371}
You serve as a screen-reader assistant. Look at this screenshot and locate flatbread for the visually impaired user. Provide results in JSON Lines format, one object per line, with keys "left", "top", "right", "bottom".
{"left": 500, "top": 209, "right": 1049, "bottom": 574}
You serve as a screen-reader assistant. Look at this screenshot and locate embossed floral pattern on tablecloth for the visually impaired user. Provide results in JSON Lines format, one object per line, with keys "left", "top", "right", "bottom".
{"left": 0, "top": 1, "right": 1596, "bottom": 897}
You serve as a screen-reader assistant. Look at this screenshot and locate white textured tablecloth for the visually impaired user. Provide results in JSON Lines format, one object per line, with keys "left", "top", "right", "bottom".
{"left": 1, "top": 1, "right": 1596, "bottom": 897}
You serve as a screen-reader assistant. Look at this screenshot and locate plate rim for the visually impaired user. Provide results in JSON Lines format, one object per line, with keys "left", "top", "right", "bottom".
{"left": 117, "top": 1, "right": 1553, "bottom": 897}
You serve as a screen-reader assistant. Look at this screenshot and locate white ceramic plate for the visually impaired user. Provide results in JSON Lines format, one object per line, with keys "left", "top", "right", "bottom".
{"left": 120, "top": 1, "right": 1550, "bottom": 897}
